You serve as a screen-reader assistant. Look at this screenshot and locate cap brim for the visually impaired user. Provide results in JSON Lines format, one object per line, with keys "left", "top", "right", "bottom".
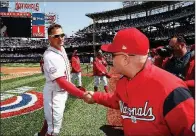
{"left": 101, "top": 44, "right": 117, "bottom": 53}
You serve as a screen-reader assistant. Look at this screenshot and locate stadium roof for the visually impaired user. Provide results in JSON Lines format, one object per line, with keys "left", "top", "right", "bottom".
{"left": 86, "top": 1, "right": 179, "bottom": 20}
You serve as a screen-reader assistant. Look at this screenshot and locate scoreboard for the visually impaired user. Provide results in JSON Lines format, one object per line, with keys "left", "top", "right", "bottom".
{"left": 0, "top": 12, "right": 45, "bottom": 38}
{"left": 0, "top": 12, "right": 31, "bottom": 37}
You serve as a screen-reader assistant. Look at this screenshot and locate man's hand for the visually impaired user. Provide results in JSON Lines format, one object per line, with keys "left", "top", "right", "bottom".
{"left": 83, "top": 91, "right": 95, "bottom": 104}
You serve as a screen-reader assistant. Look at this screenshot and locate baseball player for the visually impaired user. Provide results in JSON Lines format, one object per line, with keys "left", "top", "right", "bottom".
{"left": 83, "top": 28, "right": 195, "bottom": 136}
{"left": 70, "top": 50, "right": 82, "bottom": 88}
{"left": 35, "top": 24, "right": 87, "bottom": 136}
{"left": 93, "top": 50, "right": 110, "bottom": 93}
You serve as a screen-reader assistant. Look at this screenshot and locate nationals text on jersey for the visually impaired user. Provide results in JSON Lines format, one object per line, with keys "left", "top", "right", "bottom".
{"left": 119, "top": 101, "right": 155, "bottom": 123}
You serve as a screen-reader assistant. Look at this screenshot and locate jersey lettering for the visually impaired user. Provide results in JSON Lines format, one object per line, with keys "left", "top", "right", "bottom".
{"left": 119, "top": 101, "right": 155, "bottom": 123}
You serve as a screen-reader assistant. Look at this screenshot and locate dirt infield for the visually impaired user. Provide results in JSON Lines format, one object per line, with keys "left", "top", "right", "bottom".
{"left": 107, "top": 68, "right": 123, "bottom": 128}
{"left": 1, "top": 67, "right": 42, "bottom": 80}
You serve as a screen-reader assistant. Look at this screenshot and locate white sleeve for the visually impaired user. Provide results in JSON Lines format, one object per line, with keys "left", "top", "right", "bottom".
{"left": 44, "top": 55, "right": 65, "bottom": 81}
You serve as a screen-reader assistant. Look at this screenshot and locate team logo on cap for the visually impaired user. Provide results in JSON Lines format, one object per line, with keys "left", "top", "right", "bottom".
{"left": 122, "top": 45, "right": 127, "bottom": 50}
{"left": 0, "top": 91, "right": 43, "bottom": 119}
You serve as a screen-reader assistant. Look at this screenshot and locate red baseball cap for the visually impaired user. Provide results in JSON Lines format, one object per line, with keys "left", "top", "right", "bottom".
{"left": 101, "top": 28, "right": 149, "bottom": 55}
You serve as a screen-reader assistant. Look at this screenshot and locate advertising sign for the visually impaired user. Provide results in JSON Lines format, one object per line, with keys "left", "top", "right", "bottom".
{"left": 0, "top": 12, "right": 31, "bottom": 18}
{"left": 32, "top": 13, "right": 45, "bottom": 25}
{"left": 45, "top": 13, "right": 56, "bottom": 24}
{"left": 32, "top": 25, "right": 45, "bottom": 38}
{"left": 15, "top": 2, "right": 39, "bottom": 12}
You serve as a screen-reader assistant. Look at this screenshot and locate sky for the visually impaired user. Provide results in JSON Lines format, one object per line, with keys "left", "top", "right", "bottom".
{"left": 9, "top": 2, "right": 122, "bottom": 37}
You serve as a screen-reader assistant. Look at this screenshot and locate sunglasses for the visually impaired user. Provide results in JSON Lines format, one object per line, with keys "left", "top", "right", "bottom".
{"left": 49, "top": 33, "right": 66, "bottom": 39}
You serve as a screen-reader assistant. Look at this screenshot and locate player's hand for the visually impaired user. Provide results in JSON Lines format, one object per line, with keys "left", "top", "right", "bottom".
{"left": 83, "top": 91, "right": 95, "bottom": 104}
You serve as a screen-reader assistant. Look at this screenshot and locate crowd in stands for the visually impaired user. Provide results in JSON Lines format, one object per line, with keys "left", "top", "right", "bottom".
{"left": 1, "top": 38, "right": 49, "bottom": 48}
{"left": 1, "top": 3, "right": 194, "bottom": 64}
{"left": 66, "top": 24, "right": 194, "bottom": 47}
{"left": 78, "top": 4, "right": 194, "bottom": 34}
{"left": 65, "top": 3, "right": 194, "bottom": 47}
{"left": 1, "top": 53, "right": 42, "bottom": 58}
{"left": 146, "top": 24, "right": 195, "bottom": 40}
{"left": 1, "top": 57, "right": 41, "bottom": 63}
{"left": 1, "top": 39, "right": 48, "bottom": 63}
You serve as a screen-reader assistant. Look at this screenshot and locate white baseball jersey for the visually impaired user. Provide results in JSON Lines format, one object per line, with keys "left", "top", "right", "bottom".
{"left": 42, "top": 46, "right": 70, "bottom": 135}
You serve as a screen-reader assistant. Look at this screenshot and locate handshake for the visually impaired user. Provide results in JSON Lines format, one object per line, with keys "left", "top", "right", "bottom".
{"left": 78, "top": 87, "right": 96, "bottom": 104}
{"left": 82, "top": 91, "right": 96, "bottom": 104}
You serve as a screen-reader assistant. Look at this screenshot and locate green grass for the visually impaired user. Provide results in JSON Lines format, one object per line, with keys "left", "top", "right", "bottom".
{"left": 61, "top": 76, "right": 107, "bottom": 136}
{"left": 1, "top": 73, "right": 108, "bottom": 136}
{"left": 1, "top": 73, "right": 45, "bottom": 92}
{"left": 81, "top": 64, "right": 93, "bottom": 73}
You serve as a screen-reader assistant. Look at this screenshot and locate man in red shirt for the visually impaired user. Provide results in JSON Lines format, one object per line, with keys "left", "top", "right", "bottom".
{"left": 83, "top": 28, "right": 195, "bottom": 136}
{"left": 93, "top": 50, "right": 110, "bottom": 93}
{"left": 71, "top": 50, "right": 82, "bottom": 88}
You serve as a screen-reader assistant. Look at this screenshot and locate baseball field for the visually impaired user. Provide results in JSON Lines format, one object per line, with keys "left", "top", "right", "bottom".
{"left": 1, "top": 63, "right": 123, "bottom": 136}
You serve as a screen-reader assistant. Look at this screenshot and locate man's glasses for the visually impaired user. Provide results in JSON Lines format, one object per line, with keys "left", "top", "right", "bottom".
{"left": 49, "top": 33, "right": 66, "bottom": 39}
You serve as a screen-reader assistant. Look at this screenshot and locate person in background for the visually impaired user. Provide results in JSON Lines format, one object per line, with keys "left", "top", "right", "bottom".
{"left": 71, "top": 50, "right": 82, "bottom": 88}
{"left": 163, "top": 36, "right": 192, "bottom": 80}
{"left": 155, "top": 36, "right": 195, "bottom": 97}
{"left": 93, "top": 50, "right": 110, "bottom": 93}
{"left": 153, "top": 46, "right": 169, "bottom": 68}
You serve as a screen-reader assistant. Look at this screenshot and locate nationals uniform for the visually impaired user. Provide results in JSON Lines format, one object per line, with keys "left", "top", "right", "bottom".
{"left": 43, "top": 46, "right": 71, "bottom": 135}
{"left": 71, "top": 51, "right": 82, "bottom": 87}
{"left": 92, "top": 60, "right": 195, "bottom": 136}
{"left": 93, "top": 55, "right": 109, "bottom": 92}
